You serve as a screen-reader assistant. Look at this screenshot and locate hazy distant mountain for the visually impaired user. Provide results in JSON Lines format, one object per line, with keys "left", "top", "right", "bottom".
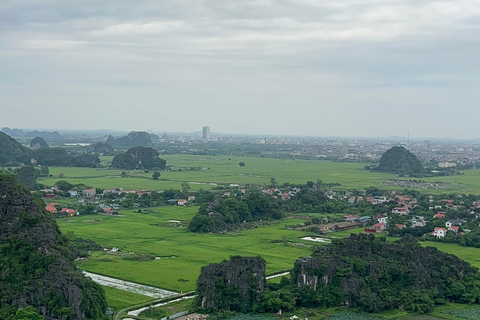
{"left": 1, "top": 127, "right": 61, "bottom": 139}
{"left": 106, "top": 131, "right": 153, "bottom": 148}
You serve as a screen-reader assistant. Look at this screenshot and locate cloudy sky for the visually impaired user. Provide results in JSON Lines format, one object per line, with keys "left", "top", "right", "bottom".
{"left": 1, "top": 0, "right": 479, "bottom": 138}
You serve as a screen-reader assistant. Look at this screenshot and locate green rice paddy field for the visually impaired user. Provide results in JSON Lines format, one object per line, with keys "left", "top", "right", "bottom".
{"left": 59, "top": 206, "right": 315, "bottom": 292}
{"left": 35, "top": 155, "right": 480, "bottom": 194}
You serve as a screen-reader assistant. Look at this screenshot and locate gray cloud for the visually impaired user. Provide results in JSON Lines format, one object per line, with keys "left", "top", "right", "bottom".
{"left": 0, "top": 0, "right": 479, "bottom": 138}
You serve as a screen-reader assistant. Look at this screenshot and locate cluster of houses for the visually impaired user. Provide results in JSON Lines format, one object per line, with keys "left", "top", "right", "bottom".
{"left": 343, "top": 191, "right": 475, "bottom": 238}
{"left": 45, "top": 203, "right": 78, "bottom": 216}
{"left": 261, "top": 187, "right": 301, "bottom": 200}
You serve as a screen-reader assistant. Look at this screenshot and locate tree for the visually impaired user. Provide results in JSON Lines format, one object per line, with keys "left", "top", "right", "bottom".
{"left": 270, "top": 177, "right": 277, "bottom": 187}
{"left": 55, "top": 180, "right": 74, "bottom": 192}
{"left": 13, "top": 306, "right": 44, "bottom": 320}
{"left": 181, "top": 182, "right": 191, "bottom": 196}
{"left": 239, "top": 162, "right": 245, "bottom": 167}
{"left": 152, "top": 171, "right": 161, "bottom": 180}
{"left": 39, "top": 166, "right": 49, "bottom": 177}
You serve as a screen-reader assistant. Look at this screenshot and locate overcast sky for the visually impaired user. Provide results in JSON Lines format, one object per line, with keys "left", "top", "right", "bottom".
{"left": 1, "top": 0, "right": 479, "bottom": 138}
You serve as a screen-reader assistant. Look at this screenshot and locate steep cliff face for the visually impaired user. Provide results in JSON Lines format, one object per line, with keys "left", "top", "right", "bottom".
{"left": 195, "top": 256, "right": 266, "bottom": 312}
{"left": 292, "top": 234, "right": 480, "bottom": 312}
{"left": 0, "top": 172, "right": 107, "bottom": 320}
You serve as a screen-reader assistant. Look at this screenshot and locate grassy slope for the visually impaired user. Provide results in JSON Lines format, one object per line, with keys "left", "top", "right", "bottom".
{"left": 103, "top": 286, "right": 154, "bottom": 311}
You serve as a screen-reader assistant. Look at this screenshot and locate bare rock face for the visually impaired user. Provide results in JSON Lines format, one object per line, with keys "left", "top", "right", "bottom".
{"left": 195, "top": 256, "right": 266, "bottom": 312}
{"left": 0, "top": 172, "right": 107, "bottom": 319}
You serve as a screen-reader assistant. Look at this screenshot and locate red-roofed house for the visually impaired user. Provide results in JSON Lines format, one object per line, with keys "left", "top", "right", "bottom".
{"left": 434, "top": 212, "right": 446, "bottom": 219}
{"left": 45, "top": 206, "right": 57, "bottom": 213}
{"left": 449, "top": 226, "right": 460, "bottom": 234}
{"left": 178, "top": 199, "right": 187, "bottom": 206}
{"left": 344, "top": 214, "right": 359, "bottom": 222}
{"left": 395, "top": 224, "right": 405, "bottom": 229}
{"left": 61, "top": 208, "right": 78, "bottom": 216}
{"left": 372, "top": 223, "right": 386, "bottom": 232}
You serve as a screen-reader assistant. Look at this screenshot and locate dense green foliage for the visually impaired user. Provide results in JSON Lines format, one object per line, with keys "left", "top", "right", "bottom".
{"left": 31, "top": 148, "right": 72, "bottom": 166}
{"left": 376, "top": 146, "right": 423, "bottom": 176}
{"left": 291, "top": 234, "right": 480, "bottom": 313}
{"left": 111, "top": 146, "right": 166, "bottom": 170}
{"left": 0, "top": 172, "right": 107, "bottom": 320}
{"left": 188, "top": 193, "right": 281, "bottom": 232}
{"left": 71, "top": 154, "right": 101, "bottom": 168}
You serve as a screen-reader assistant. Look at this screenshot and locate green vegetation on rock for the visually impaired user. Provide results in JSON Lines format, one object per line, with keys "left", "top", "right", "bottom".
{"left": 376, "top": 146, "right": 423, "bottom": 176}
{"left": 111, "top": 146, "right": 166, "bottom": 170}
{"left": 0, "top": 172, "right": 108, "bottom": 320}
{"left": 0, "top": 131, "right": 30, "bottom": 164}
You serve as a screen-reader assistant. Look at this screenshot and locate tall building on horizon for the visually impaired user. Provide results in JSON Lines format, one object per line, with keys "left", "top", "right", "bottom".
{"left": 202, "top": 126, "right": 211, "bottom": 140}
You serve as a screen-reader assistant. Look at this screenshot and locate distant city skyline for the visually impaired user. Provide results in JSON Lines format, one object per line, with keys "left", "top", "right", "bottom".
{"left": 1, "top": 1, "right": 479, "bottom": 139}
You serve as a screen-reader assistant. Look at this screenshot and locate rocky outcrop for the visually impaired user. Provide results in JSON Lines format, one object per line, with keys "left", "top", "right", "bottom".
{"left": 377, "top": 146, "right": 423, "bottom": 175}
{"left": 72, "top": 154, "right": 100, "bottom": 168}
{"left": 0, "top": 172, "right": 107, "bottom": 319}
{"left": 111, "top": 146, "right": 166, "bottom": 170}
{"left": 90, "top": 142, "right": 114, "bottom": 155}
{"left": 292, "top": 234, "right": 480, "bottom": 312}
{"left": 30, "top": 137, "right": 50, "bottom": 150}
{"left": 196, "top": 256, "right": 266, "bottom": 312}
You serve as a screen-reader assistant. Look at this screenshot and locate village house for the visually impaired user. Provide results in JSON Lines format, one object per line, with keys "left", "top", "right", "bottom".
{"left": 409, "top": 216, "right": 427, "bottom": 228}
{"left": 432, "top": 227, "right": 447, "bottom": 238}
{"left": 366, "top": 223, "right": 386, "bottom": 233}
{"left": 68, "top": 190, "right": 78, "bottom": 197}
{"left": 446, "top": 219, "right": 462, "bottom": 228}
{"left": 449, "top": 225, "right": 460, "bottom": 234}
{"left": 82, "top": 188, "right": 96, "bottom": 198}
{"left": 392, "top": 206, "right": 410, "bottom": 215}
{"left": 344, "top": 214, "right": 359, "bottom": 222}
{"left": 188, "top": 195, "right": 196, "bottom": 201}
{"left": 61, "top": 208, "right": 78, "bottom": 216}
{"left": 45, "top": 206, "right": 57, "bottom": 213}
{"left": 433, "top": 212, "right": 446, "bottom": 219}
{"left": 178, "top": 199, "right": 187, "bottom": 206}
{"left": 377, "top": 217, "right": 388, "bottom": 224}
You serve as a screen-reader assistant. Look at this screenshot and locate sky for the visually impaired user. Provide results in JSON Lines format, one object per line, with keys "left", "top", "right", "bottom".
{"left": 0, "top": 0, "right": 479, "bottom": 138}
